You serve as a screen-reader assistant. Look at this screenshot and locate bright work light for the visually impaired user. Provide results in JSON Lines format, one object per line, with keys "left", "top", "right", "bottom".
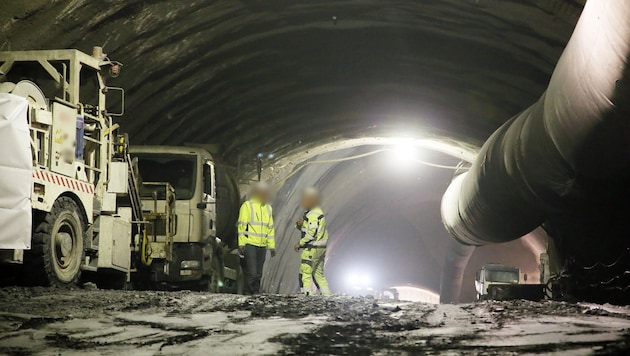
{"left": 390, "top": 140, "right": 417, "bottom": 162}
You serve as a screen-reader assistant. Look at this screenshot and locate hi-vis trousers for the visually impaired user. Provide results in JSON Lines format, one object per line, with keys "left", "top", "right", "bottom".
{"left": 299, "top": 247, "right": 331, "bottom": 296}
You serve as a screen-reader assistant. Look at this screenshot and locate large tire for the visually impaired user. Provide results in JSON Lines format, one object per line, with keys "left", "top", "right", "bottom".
{"left": 26, "top": 197, "right": 85, "bottom": 286}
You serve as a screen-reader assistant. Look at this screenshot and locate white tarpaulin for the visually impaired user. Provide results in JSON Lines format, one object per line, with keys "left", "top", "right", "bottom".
{"left": 0, "top": 93, "right": 32, "bottom": 249}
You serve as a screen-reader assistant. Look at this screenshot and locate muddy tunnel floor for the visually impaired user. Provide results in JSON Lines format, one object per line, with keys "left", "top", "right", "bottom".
{"left": 0, "top": 287, "right": 629, "bottom": 355}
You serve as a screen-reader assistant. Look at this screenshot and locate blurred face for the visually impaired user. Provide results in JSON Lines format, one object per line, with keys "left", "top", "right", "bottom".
{"left": 255, "top": 188, "right": 270, "bottom": 203}
{"left": 301, "top": 193, "right": 318, "bottom": 209}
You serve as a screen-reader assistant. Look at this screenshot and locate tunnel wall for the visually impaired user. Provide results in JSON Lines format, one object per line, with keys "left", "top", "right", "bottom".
{"left": 441, "top": 0, "right": 630, "bottom": 247}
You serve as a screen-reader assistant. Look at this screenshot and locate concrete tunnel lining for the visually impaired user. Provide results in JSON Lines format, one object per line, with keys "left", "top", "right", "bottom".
{"left": 1, "top": 0, "right": 582, "bottom": 163}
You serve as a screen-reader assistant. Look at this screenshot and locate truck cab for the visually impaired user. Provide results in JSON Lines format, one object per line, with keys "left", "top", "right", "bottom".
{"left": 475, "top": 263, "right": 520, "bottom": 300}
{"left": 130, "top": 146, "right": 241, "bottom": 291}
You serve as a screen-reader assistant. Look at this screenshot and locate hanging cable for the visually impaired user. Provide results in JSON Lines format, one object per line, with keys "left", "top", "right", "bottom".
{"left": 274, "top": 148, "right": 470, "bottom": 185}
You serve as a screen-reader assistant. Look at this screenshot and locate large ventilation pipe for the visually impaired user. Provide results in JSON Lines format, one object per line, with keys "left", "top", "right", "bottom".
{"left": 440, "top": 0, "right": 630, "bottom": 300}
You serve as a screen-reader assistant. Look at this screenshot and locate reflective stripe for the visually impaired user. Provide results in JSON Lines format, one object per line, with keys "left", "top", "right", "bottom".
{"left": 244, "top": 231, "right": 267, "bottom": 238}
{"left": 266, "top": 205, "right": 271, "bottom": 218}
{"left": 266, "top": 236, "right": 275, "bottom": 240}
{"left": 300, "top": 259, "right": 313, "bottom": 266}
{"left": 312, "top": 240, "right": 327, "bottom": 247}
{"left": 248, "top": 221, "right": 272, "bottom": 227}
{"left": 302, "top": 234, "right": 315, "bottom": 241}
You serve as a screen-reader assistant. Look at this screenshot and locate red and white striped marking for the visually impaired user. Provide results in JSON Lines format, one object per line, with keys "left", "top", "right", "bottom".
{"left": 32, "top": 169, "right": 94, "bottom": 194}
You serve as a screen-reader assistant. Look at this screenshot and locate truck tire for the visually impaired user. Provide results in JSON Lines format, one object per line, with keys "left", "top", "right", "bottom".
{"left": 27, "top": 197, "right": 85, "bottom": 286}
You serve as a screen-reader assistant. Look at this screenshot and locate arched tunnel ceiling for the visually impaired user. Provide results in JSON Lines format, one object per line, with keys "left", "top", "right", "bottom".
{"left": 1, "top": 0, "right": 584, "bottom": 162}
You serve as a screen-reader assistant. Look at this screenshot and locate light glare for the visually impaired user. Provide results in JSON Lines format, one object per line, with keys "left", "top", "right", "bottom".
{"left": 360, "top": 274, "right": 371, "bottom": 286}
{"left": 392, "top": 143, "right": 415, "bottom": 162}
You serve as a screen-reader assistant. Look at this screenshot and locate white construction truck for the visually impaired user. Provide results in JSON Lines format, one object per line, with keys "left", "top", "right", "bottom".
{"left": 130, "top": 146, "right": 243, "bottom": 292}
{"left": 475, "top": 263, "right": 544, "bottom": 301}
{"left": 0, "top": 48, "right": 242, "bottom": 291}
{"left": 475, "top": 264, "right": 521, "bottom": 300}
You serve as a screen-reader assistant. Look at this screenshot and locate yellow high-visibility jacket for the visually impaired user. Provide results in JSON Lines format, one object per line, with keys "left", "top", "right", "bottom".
{"left": 237, "top": 199, "right": 275, "bottom": 249}
{"left": 297, "top": 206, "right": 328, "bottom": 248}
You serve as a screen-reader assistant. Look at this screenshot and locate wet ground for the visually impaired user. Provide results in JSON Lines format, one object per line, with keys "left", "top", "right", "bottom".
{"left": 0, "top": 287, "right": 629, "bottom": 355}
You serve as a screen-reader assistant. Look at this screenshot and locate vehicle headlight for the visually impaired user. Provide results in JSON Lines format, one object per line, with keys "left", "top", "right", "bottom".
{"left": 180, "top": 260, "right": 201, "bottom": 269}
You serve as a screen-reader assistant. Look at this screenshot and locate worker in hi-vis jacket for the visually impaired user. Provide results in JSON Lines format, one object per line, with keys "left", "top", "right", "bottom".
{"left": 294, "top": 187, "right": 331, "bottom": 296}
{"left": 238, "top": 182, "right": 276, "bottom": 294}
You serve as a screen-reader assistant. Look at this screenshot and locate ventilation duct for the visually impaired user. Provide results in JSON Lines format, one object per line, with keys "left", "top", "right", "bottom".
{"left": 441, "top": 0, "right": 630, "bottom": 247}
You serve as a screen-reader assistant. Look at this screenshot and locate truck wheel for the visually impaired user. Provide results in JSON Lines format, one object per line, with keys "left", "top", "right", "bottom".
{"left": 28, "top": 197, "right": 85, "bottom": 286}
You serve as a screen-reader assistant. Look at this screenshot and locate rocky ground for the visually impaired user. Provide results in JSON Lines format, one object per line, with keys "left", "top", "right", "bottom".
{"left": 0, "top": 287, "right": 628, "bottom": 355}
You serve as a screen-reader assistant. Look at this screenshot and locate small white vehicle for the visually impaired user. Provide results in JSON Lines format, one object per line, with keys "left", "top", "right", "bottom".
{"left": 475, "top": 263, "right": 521, "bottom": 300}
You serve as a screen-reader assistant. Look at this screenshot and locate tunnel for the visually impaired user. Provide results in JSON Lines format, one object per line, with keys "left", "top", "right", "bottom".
{"left": 0, "top": 0, "right": 584, "bottom": 300}
{"left": 5, "top": 0, "right": 630, "bottom": 354}
{"left": 0, "top": 0, "right": 627, "bottom": 300}
{"left": 2, "top": 0, "right": 629, "bottom": 306}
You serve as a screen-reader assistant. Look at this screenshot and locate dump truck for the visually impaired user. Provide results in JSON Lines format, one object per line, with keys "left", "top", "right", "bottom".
{"left": 475, "top": 263, "right": 544, "bottom": 301}
{"left": 0, "top": 48, "right": 243, "bottom": 291}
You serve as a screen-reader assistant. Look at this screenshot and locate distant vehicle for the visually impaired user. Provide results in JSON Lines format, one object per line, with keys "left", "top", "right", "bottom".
{"left": 379, "top": 288, "right": 400, "bottom": 301}
{"left": 475, "top": 263, "right": 520, "bottom": 300}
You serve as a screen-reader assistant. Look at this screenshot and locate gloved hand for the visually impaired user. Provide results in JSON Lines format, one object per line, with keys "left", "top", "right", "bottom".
{"left": 294, "top": 243, "right": 301, "bottom": 252}
{"left": 270, "top": 249, "right": 276, "bottom": 258}
{"left": 238, "top": 246, "right": 245, "bottom": 256}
